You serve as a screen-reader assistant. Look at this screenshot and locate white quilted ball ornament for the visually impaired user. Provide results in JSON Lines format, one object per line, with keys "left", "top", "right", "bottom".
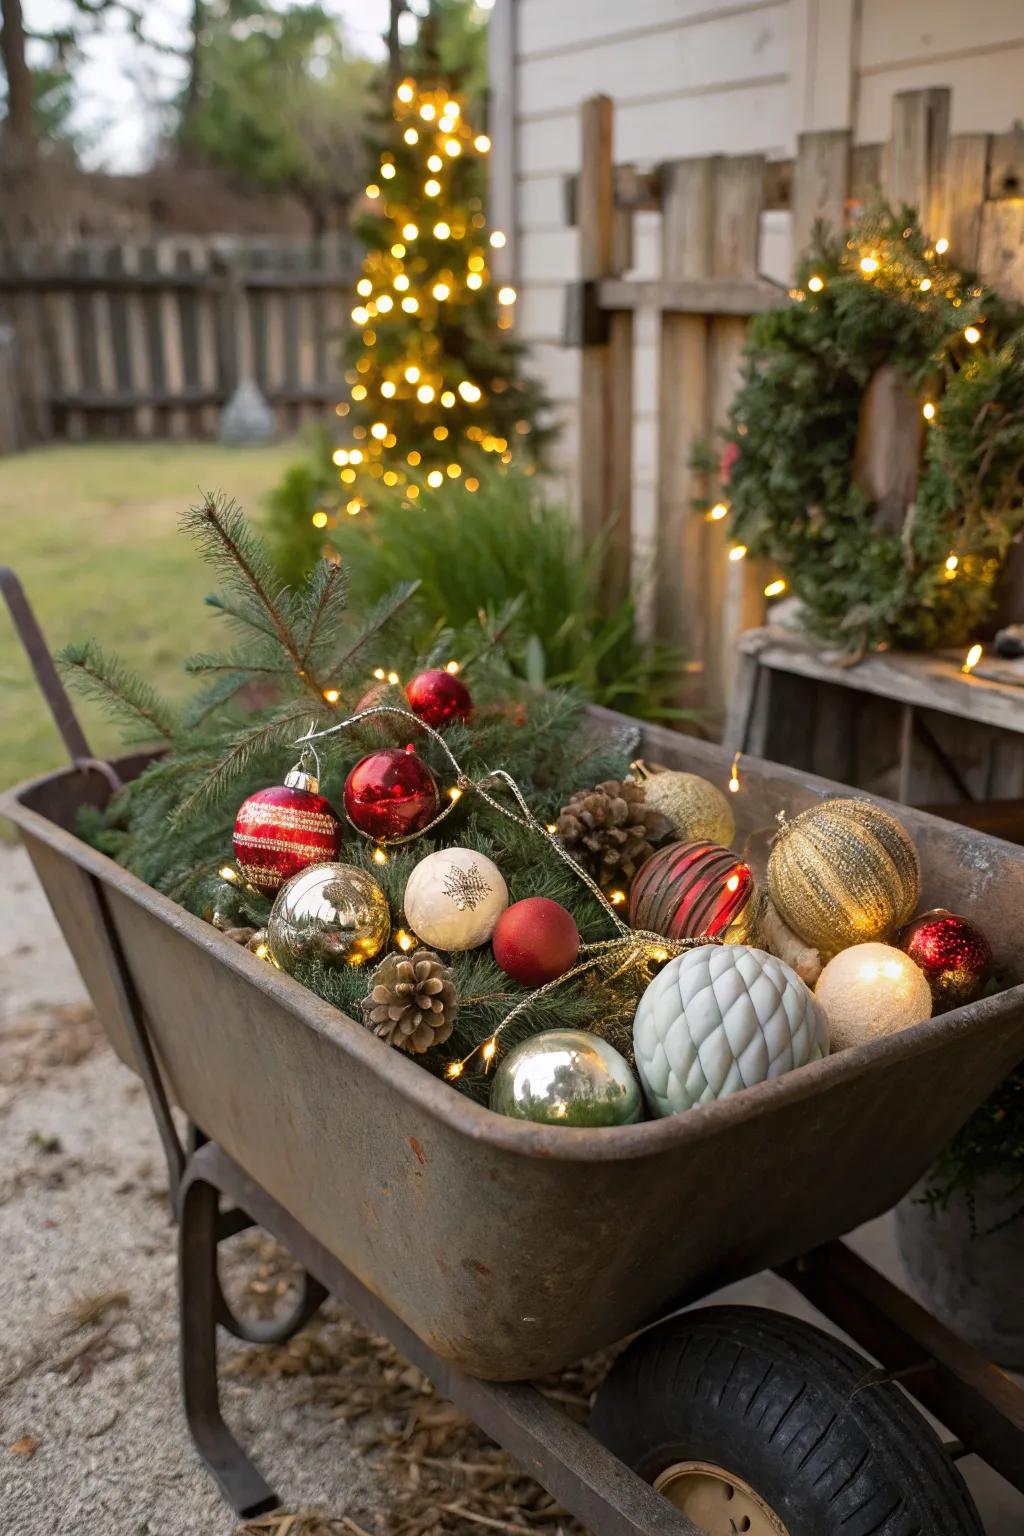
{"left": 403, "top": 847, "right": 509, "bottom": 951}
{"left": 633, "top": 944, "right": 829, "bottom": 1117}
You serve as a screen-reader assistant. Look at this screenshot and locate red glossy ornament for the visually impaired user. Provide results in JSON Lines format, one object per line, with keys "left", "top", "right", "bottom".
{"left": 405, "top": 668, "right": 473, "bottom": 729}
{"left": 343, "top": 745, "right": 440, "bottom": 842}
{"left": 492, "top": 897, "right": 581, "bottom": 986}
{"left": 233, "top": 767, "right": 343, "bottom": 896}
{"left": 629, "top": 840, "right": 752, "bottom": 940}
{"left": 897, "top": 908, "right": 992, "bottom": 1013}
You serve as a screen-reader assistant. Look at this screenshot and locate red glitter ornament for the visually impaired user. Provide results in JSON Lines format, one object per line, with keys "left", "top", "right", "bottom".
{"left": 897, "top": 908, "right": 992, "bottom": 1013}
{"left": 405, "top": 668, "right": 473, "bottom": 729}
{"left": 233, "top": 764, "right": 343, "bottom": 895}
{"left": 492, "top": 897, "right": 580, "bottom": 986}
{"left": 344, "top": 745, "right": 440, "bottom": 842}
{"left": 629, "top": 840, "right": 752, "bottom": 940}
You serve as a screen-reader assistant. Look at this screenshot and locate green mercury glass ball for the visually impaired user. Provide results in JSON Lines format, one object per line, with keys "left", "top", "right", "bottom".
{"left": 489, "top": 1029, "right": 643, "bottom": 1128}
{"left": 268, "top": 861, "right": 390, "bottom": 972}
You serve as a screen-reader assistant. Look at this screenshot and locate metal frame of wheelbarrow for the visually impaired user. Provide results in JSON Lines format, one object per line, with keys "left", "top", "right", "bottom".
{"left": 3, "top": 565, "right": 1024, "bottom": 1535}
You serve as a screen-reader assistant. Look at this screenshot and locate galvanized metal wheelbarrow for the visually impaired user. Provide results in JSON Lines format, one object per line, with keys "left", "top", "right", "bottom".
{"left": 4, "top": 566, "right": 1024, "bottom": 1536}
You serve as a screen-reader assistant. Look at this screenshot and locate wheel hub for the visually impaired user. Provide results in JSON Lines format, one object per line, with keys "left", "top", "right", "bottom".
{"left": 653, "top": 1460, "right": 790, "bottom": 1536}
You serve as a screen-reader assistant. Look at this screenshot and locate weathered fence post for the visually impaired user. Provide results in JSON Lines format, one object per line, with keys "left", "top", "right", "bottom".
{"left": 575, "top": 94, "right": 633, "bottom": 610}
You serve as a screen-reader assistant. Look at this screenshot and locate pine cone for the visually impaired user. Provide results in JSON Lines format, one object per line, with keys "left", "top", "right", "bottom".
{"left": 361, "top": 948, "right": 457, "bottom": 1055}
{"left": 557, "top": 779, "right": 672, "bottom": 892}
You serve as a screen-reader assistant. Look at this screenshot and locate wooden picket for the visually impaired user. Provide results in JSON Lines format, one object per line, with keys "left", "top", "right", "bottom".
{"left": 0, "top": 235, "right": 358, "bottom": 448}
{"left": 567, "top": 88, "right": 1024, "bottom": 728}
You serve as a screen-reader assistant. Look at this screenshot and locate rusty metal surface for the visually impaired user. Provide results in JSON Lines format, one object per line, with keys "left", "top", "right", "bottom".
{"left": 5, "top": 717, "right": 1024, "bottom": 1380}
{"left": 180, "top": 1141, "right": 702, "bottom": 1533}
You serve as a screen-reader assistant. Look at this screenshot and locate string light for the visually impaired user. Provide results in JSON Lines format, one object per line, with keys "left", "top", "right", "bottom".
{"left": 432, "top": 281, "right": 451, "bottom": 300}
{"left": 402, "top": 222, "right": 418, "bottom": 240}
{"left": 365, "top": 184, "right": 380, "bottom": 199}
{"left": 312, "top": 510, "right": 328, "bottom": 528}
{"left": 609, "top": 889, "right": 627, "bottom": 906}
{"left": 433, "top": 221, "right": 451, "bottom": 239}
{"left": 396, "top": 81, "right": 414, "bottom": 104}
{"left": 424, "top": 179, "right": 441, "bottom": 197}
{"left": 728, "top": 544, "right": 747, "bottom": 562}
{"left": 919, "top": 278, "right": 932, "bottom": 292}
{"left": 497, "top": 286, "right": 516, "bottom": 305}
{"left": 446, "top": 660, "right": 461, "bottom": 674}
{"left": 403, "top": 127, "right": 418, "bottom": 145}
{"left": 807, "top": 275, "right": 824, "bottom": 292}
{"left": 380, "top": 163, "right": 396, "bottom": 180}
{"left": 964, "top": 325, "right": 981, "bottom": 344}
{"left": 322, "top": 687, "right": 340, "bottom": 703}
{"left": 935, "top": 237, "right": 949, "bottom": 255}
{"left": 474, "top": 134, "right": 491, "bottom": 153}
{"left": 764, "top": 578, "right": 787, "bottom": 597}
{"left": 728, "top": 754, "right": 741, "bottom": 794}
{"left": 373, "top": 847, "right": 388, "bottom": 865}
{"left": 860, "top": 254, "right": 879, "bottom": 274}
{"left": 962, "top": 643, "right": 982, "bottom": 674}
{"left": 489, "top": 230, "right": 506, "bottom": 249}
{"left": 427, "top": 469, "right": 444, "bottom": 488}
{"left": 922, "top": 401, "right": 937, "bottom": 421}
{"left": 447, "top": 785, "right": 462, "bottom": 801}
{"left": 707, "top": 501, "right": 729, "bottom": 522}
{"left": 466, "top": 272, "right": 482, "bottom": 290}
{"left": 944, "top": 553, "right": 959, "bottom": 579}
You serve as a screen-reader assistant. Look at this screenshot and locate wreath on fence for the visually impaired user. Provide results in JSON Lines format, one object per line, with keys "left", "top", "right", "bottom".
{"left": 715, "top": 207, "right": 1024, "bottom": 657}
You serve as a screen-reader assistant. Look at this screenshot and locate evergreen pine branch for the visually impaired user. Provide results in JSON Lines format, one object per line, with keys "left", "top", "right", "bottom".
{"left": 57, "top": 641, "right": 177, "bottom": 743}
{"left": 203, "top": 593, "right": 280, "bottom": 640}
{"left": 321, "top": 579, "right": 420, "bottom": 676}
{"left": 298, "top": 558, "right": 350, "bottom": 668}
{"left": 179, "top": 671, "right": 271, "bottom": 730}
{"left": 173, "top": 703, "right": 316, "bottom": 822}
{"left": 183, "top": 495, "right": 326, "bottom": 700}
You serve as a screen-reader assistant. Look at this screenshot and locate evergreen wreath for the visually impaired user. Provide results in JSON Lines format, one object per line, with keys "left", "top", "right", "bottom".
{"left": 717, "top": 207, "right": 1024, "bottom": 656}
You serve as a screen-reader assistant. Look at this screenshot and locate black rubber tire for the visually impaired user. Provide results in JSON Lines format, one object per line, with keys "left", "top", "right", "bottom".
{"left": 589, "top": 1306, "right": 983, "bottom": 1536}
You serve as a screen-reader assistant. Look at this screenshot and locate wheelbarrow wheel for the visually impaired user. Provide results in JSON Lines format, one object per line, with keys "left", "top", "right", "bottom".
{"left": 590, "top": 1306, "right": 983, "bottom": 1536}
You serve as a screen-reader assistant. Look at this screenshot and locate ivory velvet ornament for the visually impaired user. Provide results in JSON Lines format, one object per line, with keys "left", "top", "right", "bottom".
{"left": 815, "top": 942, "right": 932, "bottom": 1051}
{"left": 233, "top": 760, "right": 344, "bottom": 895}
{"left": 490, "top": 1030, "right": 642, "bottom": 1127}
{"left": 767, "top": 797, "right": 919, "bottom": 958}
{"left": 492, "top": 897, "right": 580, "bottom": 986}
{"left": 629, "top": 762, "right": 735, "bottom": 848}
{"left": 268, "top": 862, "right": 390, "bottom": 972}
{"left": 632, "top": 944, "right": 828, "bottom": 1117}
{"left": 403, "top": 847, "right": 508, "bottom": 951}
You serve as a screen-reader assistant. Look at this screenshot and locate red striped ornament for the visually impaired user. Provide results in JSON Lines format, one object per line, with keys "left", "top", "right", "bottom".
{"left": 629, "top": 840, "right": 753, "bottom": 940}
{"left": 233, "top": 766, "right": 344, "bottom": 896}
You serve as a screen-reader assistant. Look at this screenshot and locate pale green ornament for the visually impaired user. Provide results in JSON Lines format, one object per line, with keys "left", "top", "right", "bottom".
{"left": 490, "top": 1029, "right": 643, "bottom": 1127}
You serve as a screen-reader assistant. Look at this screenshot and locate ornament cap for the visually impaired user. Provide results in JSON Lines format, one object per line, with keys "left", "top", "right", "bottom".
{"left": 284, "top": 766, "right": 320, "bottom": 795}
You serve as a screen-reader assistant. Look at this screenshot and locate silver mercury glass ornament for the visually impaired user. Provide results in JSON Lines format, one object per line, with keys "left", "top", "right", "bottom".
{"left": 268, "top": 861, "right": 390, "bottom": 972}
{"left": 490, "top": 1029, "right": 643, "bottom": 1127}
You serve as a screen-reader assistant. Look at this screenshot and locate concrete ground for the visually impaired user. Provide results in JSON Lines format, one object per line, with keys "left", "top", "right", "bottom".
{"left": 1, "top": 842, "right": 1022, "bottom": 1535}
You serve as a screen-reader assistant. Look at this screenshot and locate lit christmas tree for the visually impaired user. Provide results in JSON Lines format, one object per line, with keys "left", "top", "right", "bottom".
{"left": 319, "top": 75, "right": 550, "bottom": 525}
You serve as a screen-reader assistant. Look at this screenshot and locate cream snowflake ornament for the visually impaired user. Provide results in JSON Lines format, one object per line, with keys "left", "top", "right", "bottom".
{"left": 403, "top": 847, "right": 509, "bottom": 951}
{"left": 632, "top": 944, "right": 829, "bottom": 1117}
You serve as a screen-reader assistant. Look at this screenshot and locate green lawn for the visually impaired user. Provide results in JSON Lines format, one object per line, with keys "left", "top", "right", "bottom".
{"left": 1, "top": 439, "right": 299, "bottom": 796}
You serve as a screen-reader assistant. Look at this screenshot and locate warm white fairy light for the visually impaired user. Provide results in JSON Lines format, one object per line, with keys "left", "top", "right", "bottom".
{"left": 807, "top": 275, "right": 824, "bottom": 293}
{"left": 764, "top": 578, "right": 787, "bottom": 598}
{"left": 922, "top": 401, "right": 936, "bottom": 422}
{"left": 707, "top": 502, "right": 729, "bottom": 522}
{"left": 728, "top": 753, "right": 741, "bottom": 794}
{"left": 728, "top": 544, "right": 747, "bottom": 562}
{"left": 962, "top": 643, "right": 982, "bottom": 674}
{"left": 935, "top": 237, "right": 949, "bottom": 255}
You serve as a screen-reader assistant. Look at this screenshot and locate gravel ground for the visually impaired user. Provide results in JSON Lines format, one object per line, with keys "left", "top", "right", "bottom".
{"left": 1, "top": 842, "right": 1022, "bottom": 1536}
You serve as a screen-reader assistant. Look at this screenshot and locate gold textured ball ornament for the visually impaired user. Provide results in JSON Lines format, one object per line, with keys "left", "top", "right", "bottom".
{"left": 767, "top": 798, "right": 919, "bottom": 958}
{"left": 268, "top": 862, "right": 390, "bottom": 972}
{"left": 630, "top": 761, "right": 735, "bottom": 848}
{"left": 815, "top": 942, "right": 932, "bottom": 1052}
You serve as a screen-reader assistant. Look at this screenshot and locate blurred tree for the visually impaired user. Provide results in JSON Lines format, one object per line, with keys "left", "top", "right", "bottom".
{"left": 1, "top": 0, "right": 34, "bottom": 146}
{"left": 176, "top": 1, "right": 373, "bottom": 235}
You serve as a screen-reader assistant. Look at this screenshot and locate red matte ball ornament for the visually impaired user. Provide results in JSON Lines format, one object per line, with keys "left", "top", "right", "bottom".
{"left": 629, "top": 840, "right": 753, "bottom": 940}
{"left": 405, "top": 668, "right": 473, "bottom": 729}
{"left": 343, "top": 745, "right": 440, "bottom": 842}
{"left": 897, "top": 908, "right": 993, "bottom": 1012}
{"left": 492, "top": 897, "right": 581, "bottom": 986}
{"left": 233, "top": 764, "right": 343, "bottom": 896}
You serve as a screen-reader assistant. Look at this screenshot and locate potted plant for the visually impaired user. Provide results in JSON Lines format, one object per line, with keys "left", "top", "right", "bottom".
{"left": 896, "top": 1065, "right": 1024, "bottom": 1367}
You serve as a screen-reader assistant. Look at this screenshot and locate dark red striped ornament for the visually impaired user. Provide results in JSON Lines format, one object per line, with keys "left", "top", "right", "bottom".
{"left": 629, "top": 840, "right": 753, "bottom": 940}
{"left": 233, "top": 764, "right": 344, "bottom": 896}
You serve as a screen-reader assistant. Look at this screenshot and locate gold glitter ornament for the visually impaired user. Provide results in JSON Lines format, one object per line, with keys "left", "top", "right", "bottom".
{"left": 767, "top": 798, "right": 919, "bottom": 959}
{"left": 629, "top": 761, "right": 735, "bottom": 848}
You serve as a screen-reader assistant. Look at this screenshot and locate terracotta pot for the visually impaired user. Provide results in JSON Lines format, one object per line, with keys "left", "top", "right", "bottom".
{"left": 895, "top": 1171, "right": 1024, "bottom": 1369}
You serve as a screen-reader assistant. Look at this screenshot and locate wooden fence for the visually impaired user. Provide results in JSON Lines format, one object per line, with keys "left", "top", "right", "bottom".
{"left": 0, "top": 236, "right": 359, "bottom": 450}
{"left": 566, "top": 89, "right": 1024, "bottom": 726}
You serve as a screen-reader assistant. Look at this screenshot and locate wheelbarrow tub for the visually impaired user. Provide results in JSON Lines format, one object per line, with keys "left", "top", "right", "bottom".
{"left": 5, "top": 709, "right": 1024, "bottom": 1381}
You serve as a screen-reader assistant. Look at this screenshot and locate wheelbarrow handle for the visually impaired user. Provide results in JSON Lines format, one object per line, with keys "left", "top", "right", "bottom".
{"left": 0, "top": 565, "right": 122, "bottom": 792}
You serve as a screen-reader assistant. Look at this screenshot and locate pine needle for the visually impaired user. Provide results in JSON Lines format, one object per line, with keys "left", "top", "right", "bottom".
{"left": 57, "top": 641, "right": 176, "bottom": 742}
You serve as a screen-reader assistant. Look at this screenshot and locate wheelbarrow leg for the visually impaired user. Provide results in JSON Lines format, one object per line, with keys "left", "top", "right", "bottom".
{"left": 178, "top": 1171, "right": 279, "bottom": 1518}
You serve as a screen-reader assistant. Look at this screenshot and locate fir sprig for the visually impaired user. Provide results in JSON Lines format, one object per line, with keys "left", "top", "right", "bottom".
{"left": 58, "top": 640, "right": 177, "bottom": 743}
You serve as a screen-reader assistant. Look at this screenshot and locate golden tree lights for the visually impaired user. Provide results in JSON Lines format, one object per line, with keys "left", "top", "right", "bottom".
{"left": 319, "top": 78, "right": 534, "bottom": 526}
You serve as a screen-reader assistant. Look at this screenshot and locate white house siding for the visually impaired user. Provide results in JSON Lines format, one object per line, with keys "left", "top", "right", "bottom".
{"left": 495, "top": 0, "right": 1024, "bottom": 582}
